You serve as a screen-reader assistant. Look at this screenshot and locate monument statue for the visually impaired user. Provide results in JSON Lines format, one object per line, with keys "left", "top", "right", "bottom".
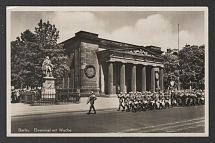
{"left": 42, "top": 56, "right": 56, "bottom": 98}
{"left": 42, "top": 56, "right": 53, "bottom": 77}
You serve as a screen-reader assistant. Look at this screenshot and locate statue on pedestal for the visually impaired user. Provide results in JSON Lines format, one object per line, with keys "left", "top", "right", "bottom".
{"left": 42, "top": 56, "right": 53, "bottom": 77}
{"left": 41, "top": 56, "right": 56, "bottom": 98}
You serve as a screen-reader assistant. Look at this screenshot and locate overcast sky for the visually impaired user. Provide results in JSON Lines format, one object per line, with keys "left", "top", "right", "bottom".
{"left": 10, "top": 8, "right": 206, "bottom": 51}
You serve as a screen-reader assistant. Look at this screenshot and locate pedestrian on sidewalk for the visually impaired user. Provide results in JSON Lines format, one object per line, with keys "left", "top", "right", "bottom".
{"left": 86, "top": 91, "right": 97, "bottom": 114}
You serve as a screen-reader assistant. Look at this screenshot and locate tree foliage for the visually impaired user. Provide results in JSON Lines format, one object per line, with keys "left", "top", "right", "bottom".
{"left": 11, "top": 20, "right": 70, "bottom": 89}
{"left": 178, "top": 45, "right": 205, "bottom": 89}
{"left": 163, "top": 45, "right": 205, "bottom": 90}
{"left": 163, "top": 49, "right": 180, "bottom": 89}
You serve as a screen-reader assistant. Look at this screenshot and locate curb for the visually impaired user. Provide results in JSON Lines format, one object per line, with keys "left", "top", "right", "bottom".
{"left": 11, "top": 107, "right": 117, "bottom": 118}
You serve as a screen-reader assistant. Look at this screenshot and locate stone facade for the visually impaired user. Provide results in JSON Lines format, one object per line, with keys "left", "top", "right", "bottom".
{"left": 62, "top": 31, "right": 164, "bottom": 96}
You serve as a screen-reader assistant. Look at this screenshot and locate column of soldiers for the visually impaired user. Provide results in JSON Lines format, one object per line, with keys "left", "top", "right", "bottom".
{"left": 117, "top": 89, "right": 205, "bottom": 112}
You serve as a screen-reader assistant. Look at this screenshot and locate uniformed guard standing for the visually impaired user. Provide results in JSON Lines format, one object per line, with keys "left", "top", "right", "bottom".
{"left": 87, "top": 91, "right": 97, "bottom": 114}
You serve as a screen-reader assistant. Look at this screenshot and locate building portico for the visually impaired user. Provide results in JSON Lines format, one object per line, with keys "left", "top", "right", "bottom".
{"left": 101, "top": 57, "right": 164, "bottom": 95}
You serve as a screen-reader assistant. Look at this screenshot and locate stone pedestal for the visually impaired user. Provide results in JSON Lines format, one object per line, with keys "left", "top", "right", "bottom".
{"left": 141, "top": 66, "right": 146, "bottom": 92}
{"left": 108, "top": 62, "right": 113, "bottom": 95}
{"left": 42, "top": 76, "right": 56, "bottom": 98}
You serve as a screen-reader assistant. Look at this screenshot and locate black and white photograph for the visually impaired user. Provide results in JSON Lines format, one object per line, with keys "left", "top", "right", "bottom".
{"left": 7, "top": 7, "right": 208, "bottom": 137}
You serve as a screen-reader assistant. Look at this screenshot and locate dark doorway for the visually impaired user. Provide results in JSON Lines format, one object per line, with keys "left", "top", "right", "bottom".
{"left": 136, "top": 65, "right": 142, "bottom": 92}
{"left": 127, "top": 79, "right": 131, "bottom": 93}
{"left": 146, "top": 67, "right": 152, "bottom": 91}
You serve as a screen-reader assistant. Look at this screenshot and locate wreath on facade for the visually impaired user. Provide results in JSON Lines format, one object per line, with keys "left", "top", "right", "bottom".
{"left": 84, "top": 65, "right": 96, "bottom": 78}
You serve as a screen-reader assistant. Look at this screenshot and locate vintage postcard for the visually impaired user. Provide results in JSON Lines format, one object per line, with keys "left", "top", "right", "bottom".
{"left": 7, "top": 6, "right": 208, "bottom": 137}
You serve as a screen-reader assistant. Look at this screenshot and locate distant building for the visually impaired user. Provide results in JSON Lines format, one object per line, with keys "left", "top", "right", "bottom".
{"left": 61, "top": 31, "right": 164, "bottom": 96}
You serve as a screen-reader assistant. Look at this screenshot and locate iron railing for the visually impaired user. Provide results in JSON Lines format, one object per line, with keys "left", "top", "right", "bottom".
{"left": 18, "top": 89, "right": 80, "bottom": 106}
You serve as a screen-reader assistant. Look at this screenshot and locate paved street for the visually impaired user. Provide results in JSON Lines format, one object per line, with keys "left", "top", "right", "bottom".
{"left": 11, "top": 105, "right": 205, "bottom": 133}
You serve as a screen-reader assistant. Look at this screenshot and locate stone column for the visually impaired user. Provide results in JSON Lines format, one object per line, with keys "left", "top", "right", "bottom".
{"left": 131, "top": 64, "right": 136, "bottom": 92}
{"left": 159, "top": 68, "right": 164, "bottom": 92}
{"left": 120, "top": 63, "right": 125, "bottom": 93}
{"left": 141, "top": 66, "right": 146, "bottom": 92}
{"left": 151, "top": 67, "right": 155, "bottom": 92}
{"left": 108, "top": 62, "right": 113, "bottom": 95}
{"left": 99, "top": 64, "right": 105, "bottom": 93}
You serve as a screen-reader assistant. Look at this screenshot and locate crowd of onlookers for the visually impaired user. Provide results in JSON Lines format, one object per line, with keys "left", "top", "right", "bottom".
{"left": 117, "top": 89, "right": 205, "bottom": 112}
{"left": 11, "top": 88, "right": 41, "bottom": 103}
{"left": 10, "top": 88, "right": 81, "bottom": 103}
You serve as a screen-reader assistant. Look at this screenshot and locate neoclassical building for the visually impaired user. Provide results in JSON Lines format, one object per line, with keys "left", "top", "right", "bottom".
{"left": 61, "top": 31, "right": 164, "bottom": 96}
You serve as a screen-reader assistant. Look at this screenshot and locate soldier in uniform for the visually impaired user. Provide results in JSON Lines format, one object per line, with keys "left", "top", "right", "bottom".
{"left": 124, "top": 92, "right": 130, "bottom": 111}
{"left": 117, "top": 92, "right": 125, "bottom": 111}
{"left": 164, "top": 91, "right": 172, "bottom": 108}
{"left": 177, "top": 91, "right": 183, "bottom": 106}
{"left": 171, "top": 90, "right": 177, "bottom": 107}
{"left": 137, "top": 92, "right": 142, "bottom": 110}
{"left": 87, "top": 91, "right": 97, "bottom": 114}
{"left": 196, "top": 90, "right": 201, "bottom": 105}
{"left": 154, "top": 91, "right": 160, "bottom": 109}
{"left": 159, "top": 91, "right": 165, "bottom": 109}
{"left": 141, "top": 92, "right": 148, "bottom": 111}
{"left": 148, "top": 91, "right": 155, "bottom": 110}
{"left": 129, "top": 92, "right": 136, "bottom": 112}
{"left": 200, "top": 90, "right": 205, "bottom": 105}
{"left": 188, "top": 90, "right": 192, "bottom": 106}
{"left": 135, "top": 92, "right": 142, "bottom": 111}
{"left": 192, "top": 90, "right": 197, "bottom": 106}
{"left": 184, "top": 90, "right": 189, "bottom": 106}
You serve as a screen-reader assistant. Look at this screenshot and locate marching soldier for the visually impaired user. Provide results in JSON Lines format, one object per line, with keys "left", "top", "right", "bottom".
{"left": 136, "top": 92, "right": 142, "bottom": 111}
{"left": 129, "top": 92, "right": 135, "bottom": 112}
{"left": 133, "top": 92, "right": 140, "bottom": 111}
{"left": 124, "top": 92, "right": 130, "bottom": 111}
{"left": 159, "top": 91, "right": 165, "bottom": 109}
{"left": 154, "top": 91, "right": 160, "bottom": 109}
{"left": 86, "top": 91, "right": 97, "bottom": 114}
{"left": 183, "top": 90, "right": 188, "bottom": 106}
{"left": 196, "top": 90, "right": 201, "bottom": 105}
{"left": 191, "top": 90, "right": 197, "bottom": 106}
{"left": 141, "top": 92, "right": 148, "bottom": 111}
{"left": 200, "top": 90, "right": 205, "bottom": 105}
{"left": 148, "top": 91, "right": 155, "bottom": 110}
{"left": 117, "top": 92, "right": 125, "bottom": 111}
{"left": 164, "top": 91, "right": 171, "bottom": 108}
{"left": 177, "top": 91, "right": 183, "bottom": 106}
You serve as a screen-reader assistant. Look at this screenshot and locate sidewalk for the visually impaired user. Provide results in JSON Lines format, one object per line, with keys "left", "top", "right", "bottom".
{"left": 10, "top": 96, "right": 119, "bottom": 117}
